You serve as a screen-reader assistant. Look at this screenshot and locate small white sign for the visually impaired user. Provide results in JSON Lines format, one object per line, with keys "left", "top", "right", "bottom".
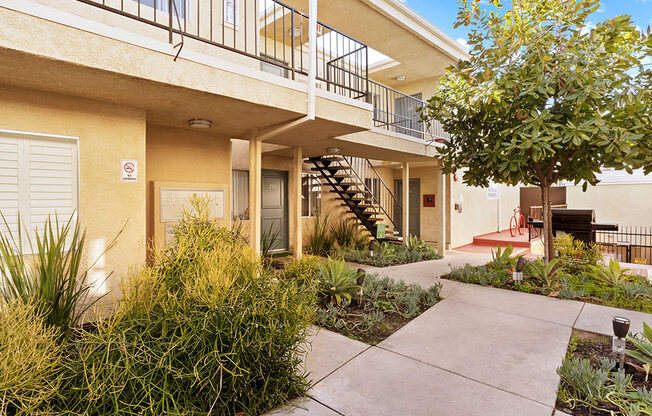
{"left": 121, "top": 160, "right": 138, "bottom": 182}
{"left": 487, "top": 181, "right": 499, "bottom": 200}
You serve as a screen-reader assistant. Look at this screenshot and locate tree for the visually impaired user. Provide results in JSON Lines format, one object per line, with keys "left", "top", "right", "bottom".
{"left": 422, "top": 0, "right": 651, "bottom": 261}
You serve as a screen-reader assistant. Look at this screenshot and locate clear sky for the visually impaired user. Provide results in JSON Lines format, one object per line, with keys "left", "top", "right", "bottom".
{"left": 401, "top": 0, "right": 652, "bottom": 49}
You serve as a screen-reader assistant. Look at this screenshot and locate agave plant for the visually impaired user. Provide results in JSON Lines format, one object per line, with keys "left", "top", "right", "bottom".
{"left": 0, "top": 212, "right": 120, "bottom": 336}
{"left": 626, "top": 322, "right": 652, "bottom": 382}
{"left": 489, "top": 245, "right": 515, "bottom": 270}
{"left": 525, "top": 258, "right": 565, "bottom": 289}
{"left": 588, "top": 258, "right": 630, "bottom": 286}
{"left": 316, "top": 258, "right": 362, "bottom": 305}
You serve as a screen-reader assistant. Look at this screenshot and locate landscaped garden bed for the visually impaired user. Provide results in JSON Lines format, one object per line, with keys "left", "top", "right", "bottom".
{"left": 305, "top": 215, "right": 442, "bottom": 267}
{"left": 442, "top": 235, "right": 652, "bottom": 313}
{"left": 556, "top": 329, "right": 652, "bottom": 415}
{"left": 281, "top": 255, "right": 442, "bottom": 345}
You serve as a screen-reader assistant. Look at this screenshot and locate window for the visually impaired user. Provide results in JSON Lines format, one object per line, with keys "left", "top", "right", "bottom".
{"left": 364, "top": 177, "right": 380, "bottom": 202}
{"left": 133, "top": 0, "right": 188, "bottom": 19}
{"left": 301, "top": 174, "right": 321, "bottom": 217}
{"left": 0, "top": 131, "right": 79, "bottom": 251}
{"left": 224, "top": 0, "right": 238, "bottom": 26}
{"left": 232, "top": 169, "right": 249, "bottom": 220}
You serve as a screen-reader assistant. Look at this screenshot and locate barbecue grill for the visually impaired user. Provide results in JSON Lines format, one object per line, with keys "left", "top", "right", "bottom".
{"left": 527, "top": 208, "right": 617, "bottom": 243}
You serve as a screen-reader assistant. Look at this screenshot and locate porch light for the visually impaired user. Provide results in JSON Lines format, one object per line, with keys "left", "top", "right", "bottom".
{"left": 288, "top": 27, "right": 302, "bottom": 37}
{"left": 612, "top": 316, "right": 630, "bottom": 370}
{"left": 395, "top": 75, "right": 406, "bottom": 81}
{"left": 325, "top": 147, "right": 341, "bottom": 154}
{"left": 188, "top": 118, "right": 212, "bottom": 129}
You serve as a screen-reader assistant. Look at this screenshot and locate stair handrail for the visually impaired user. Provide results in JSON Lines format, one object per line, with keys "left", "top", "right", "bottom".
{"left": 341, "top": 156, "right": 403, "bottom": 234}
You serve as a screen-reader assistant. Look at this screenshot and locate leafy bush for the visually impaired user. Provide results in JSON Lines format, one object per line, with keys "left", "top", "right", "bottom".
{"left": 555, "top": 234, "right": 601, "bottom": 273}
{"left": 447, "top": 264, "right": 511, "bottom": 287}
{"left": 282, "top": 254, "right": 322, "bottom": 285}
{"left": 306, "top": 214, "right": 335, "bottom": 256}
{"left": 0, "top": 299, "right": 63, "bottom": 415}
{"left": 336, "top": 238, "right": 441, "bottom": 268}
{"left": 316, "top": 258, "right": 362, "bottom": 305}
{"left": 0, "top": 212, "right": 119, "bottom": 336}
{"left": 58, "top": 199, "right": 315, "bottom": 416}
{"left": 331, "top": 219, "right": 369, "bottom": 250}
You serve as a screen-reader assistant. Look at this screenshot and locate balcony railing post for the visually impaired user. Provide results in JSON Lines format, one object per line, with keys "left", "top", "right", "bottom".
{"left": 168, "top": 0, "right": 173, "bottom": 43}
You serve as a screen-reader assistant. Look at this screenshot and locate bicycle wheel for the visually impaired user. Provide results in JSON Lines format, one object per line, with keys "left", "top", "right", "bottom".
{"left": 518, "top": 215, "right": 526, "bottom": 235}
{"left": 509, "top": 216, "right": 518, "bottom": 237}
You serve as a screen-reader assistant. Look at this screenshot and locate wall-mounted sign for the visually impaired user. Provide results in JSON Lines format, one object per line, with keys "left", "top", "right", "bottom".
{"left": 423, "top": 194, "right": 436, "bottom": 207}
{"left": 121, "top": 160, "right": 138, "bottom": 182}
{"left": 487, "top": 182, "right": 499, "bottom": 200}
{"left": 160, "top": 188, "right": 225, "bottom": 223}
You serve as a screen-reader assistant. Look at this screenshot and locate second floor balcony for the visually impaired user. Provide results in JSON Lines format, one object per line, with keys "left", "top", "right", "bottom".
{"left": 42, "top": 0, "right": 450, "bottom": 143}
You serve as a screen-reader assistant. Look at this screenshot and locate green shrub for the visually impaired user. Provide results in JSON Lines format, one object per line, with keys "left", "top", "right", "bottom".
{"left": 555, "top": 234, "right": 601, "bottom": 273}
{"left": 587, "top": 258, "right": 631, "bottom": 286}
{"left": 448, "top": 264, "right": 511, "bottom": 287}
{"left": 316, "top": 258, "right": 362, "bottom": 305}
{"left": 283, "top": 254, "right": 322, "bottom": 285}
{"left": 331, "top": 219, "right": 369, "bottom": 250}
{"left": 59, "top": 199, "right": 315, "bottom": 416}
{"left": 0, "top": 212, "right": 119, "bottom": 336}
{"left": 306, "top": 214, "right": 335, "bottom": 256}
{"left": 0, "top": 299, "right": 63, "bottom": 415}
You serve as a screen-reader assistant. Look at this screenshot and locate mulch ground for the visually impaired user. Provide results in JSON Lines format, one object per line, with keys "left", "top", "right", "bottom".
{"left": 556, "top": 330, "right": 650, "bottom": 416}
{"left": 331, "top": 303, "right": 413, "bottom": 345}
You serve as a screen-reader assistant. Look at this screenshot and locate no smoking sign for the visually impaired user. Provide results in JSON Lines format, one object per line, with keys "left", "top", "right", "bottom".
{"left": 121, "top": 160, "right": 138, "bottom": 182}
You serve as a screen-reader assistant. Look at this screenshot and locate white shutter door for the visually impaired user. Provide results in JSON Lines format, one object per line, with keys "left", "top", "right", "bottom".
{"left": 0, "top": 136, "right": 20, "bottom": 239}
{"left": 25, "top": 137, "right": 78, "bottom": 237}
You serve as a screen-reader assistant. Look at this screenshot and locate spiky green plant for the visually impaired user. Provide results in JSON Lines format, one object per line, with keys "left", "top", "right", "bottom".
{"left": 306, "top": 214, "right": 334, "bottom": 256}
{"left": 261, "top": 224, "right": 280, "bottom": 262}
{"left": 489, "top": 245, "right": 515, "bottom": 270}
{"left": 0, "top": 298, "right": 63, "bottom": 415}
{"left": 525, "top": 258, "right": 565, "bottom": 289}
{"left": 626, "top": 322, "right": 652, "bottom": 382}
{"left": 0, "top": 212, "right": 120, "bottom": 336}
{"left": 588, "top": 258, "right": 631, "bottom": 287}
{"left": 316, "top": 258, "right": 362, "bottom": 305}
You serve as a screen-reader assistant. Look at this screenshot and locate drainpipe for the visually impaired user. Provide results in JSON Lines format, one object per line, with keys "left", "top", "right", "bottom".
{"left": 257, "top": 0, "right": 317, "bottom": 142}
{"left": 497, "top": 183, "right": 501, "bottom": 232}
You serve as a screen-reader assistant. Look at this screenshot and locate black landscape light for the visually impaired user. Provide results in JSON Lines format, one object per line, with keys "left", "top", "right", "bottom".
{"left": 512, "top": 257, "right": 526, "bottom": 282}
{"left": 612, "top": 316, "right": 631, "bottom": 370}
{"left": 369, "top": 240, "right": 375, "bottom": 258}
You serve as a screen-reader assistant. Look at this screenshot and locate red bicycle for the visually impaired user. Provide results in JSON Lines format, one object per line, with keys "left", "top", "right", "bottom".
{"left": 509, "top": 206, "right": 527, "bottom": 237}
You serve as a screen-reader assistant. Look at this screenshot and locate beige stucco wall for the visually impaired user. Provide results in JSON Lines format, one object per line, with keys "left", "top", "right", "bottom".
{"left": 566, "top": 184, "right": 652, "bottom": 227}
{"left": 0, "top": 85, "right": 147, "bottom": 297}
{"left": 448, "top": 173, "right": 520, "bottom": 248}
{"left": 146, "top": 125, "right": 232, "bottom": 249}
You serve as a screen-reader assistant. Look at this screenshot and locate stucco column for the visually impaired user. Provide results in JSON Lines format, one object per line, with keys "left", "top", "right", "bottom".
{"left": 290, "top": 147, "right": 303, "bottom": 258}
{"left": 248, "top": 137, "right": 262, "bottom": 252}
{"left": 402, "top": 162, "right": 410, "bottom": 243}
{"left": 435, "top": 165, "right": 447, "bottom": 255}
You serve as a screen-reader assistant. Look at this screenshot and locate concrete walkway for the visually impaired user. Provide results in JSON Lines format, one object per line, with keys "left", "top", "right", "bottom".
{"left": 266, "top": 251, "right": 652, "bottom": 416}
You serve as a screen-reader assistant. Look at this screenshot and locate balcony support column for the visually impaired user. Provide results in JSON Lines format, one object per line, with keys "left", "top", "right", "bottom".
{"left": 435, "top": 164, "right": 447, "bottom": 256}
{"left": 402, "top": 162, "right": 409, "bottom": 244}
{"left": 290, "top": 147, "right": 303, "bottom": 259}
{"left": 248, "top": 135, "right": 262, "bottom": 253}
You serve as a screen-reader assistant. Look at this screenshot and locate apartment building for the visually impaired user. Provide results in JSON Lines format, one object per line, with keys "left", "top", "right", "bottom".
{"left": 1, "top": 0, "right": 648, "bottom": 295}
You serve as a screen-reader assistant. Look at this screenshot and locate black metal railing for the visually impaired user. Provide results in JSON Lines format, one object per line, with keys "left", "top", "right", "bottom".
{"left": 76, "top": 0, "right": 369, "bottom": 99}
{"left": 596, "top": 226, "right": 652, "bottom": 265}
{"left": 368, "top": 80, "right": 450, "bottom": 142}
{"left": 342, "top": 156, "right": 402, "bottom": 236}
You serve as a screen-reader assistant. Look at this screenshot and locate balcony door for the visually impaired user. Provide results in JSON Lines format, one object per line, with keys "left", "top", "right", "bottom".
{"left": 395, "top": 93, "right": 423, "bottom": 139}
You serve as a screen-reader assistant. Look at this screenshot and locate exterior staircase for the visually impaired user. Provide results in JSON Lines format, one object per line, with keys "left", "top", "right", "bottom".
{"left": 309, "top": 155, "right": 403, "bottom": 243}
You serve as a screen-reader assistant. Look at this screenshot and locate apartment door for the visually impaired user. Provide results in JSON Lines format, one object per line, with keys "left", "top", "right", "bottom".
{"left": 261, "top": 170, "right": 288, "bottom": 251}
{"left": 395, "top": 93, "right": 423, "bottom": 138}
{"left": 394, "top": 179, "right": 421, "bottom": 238}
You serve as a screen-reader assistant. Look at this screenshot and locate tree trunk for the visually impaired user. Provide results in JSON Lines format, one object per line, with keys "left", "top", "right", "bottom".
{"left": 540, "top": 184, "right": 555, "bottom": 263}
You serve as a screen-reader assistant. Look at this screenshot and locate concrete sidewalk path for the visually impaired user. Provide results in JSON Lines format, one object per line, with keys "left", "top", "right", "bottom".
{"left": 266, "top": 251, "right": 652, "bottom": 416}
